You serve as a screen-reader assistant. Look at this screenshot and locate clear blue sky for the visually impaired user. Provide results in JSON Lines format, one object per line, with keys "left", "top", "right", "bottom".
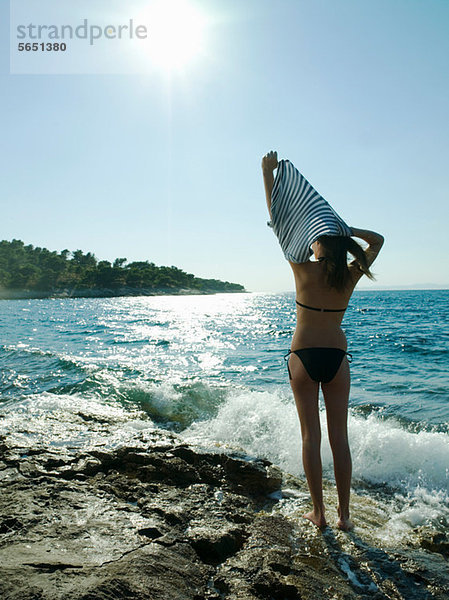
{"left": 2, "top": 0, "right": 448, "bottom": 291}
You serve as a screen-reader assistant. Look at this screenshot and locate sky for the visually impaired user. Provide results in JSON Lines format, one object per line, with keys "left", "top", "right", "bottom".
{"left": 1, "top": 0, "right": 448, "bottom": 292}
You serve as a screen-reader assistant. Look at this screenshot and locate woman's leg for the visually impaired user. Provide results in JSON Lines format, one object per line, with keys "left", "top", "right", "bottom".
{"left": 288, "top": 354, "right": 325, "bottom": 528}
{"left": 321, "top": 358, "right": 353, "bottom": 531}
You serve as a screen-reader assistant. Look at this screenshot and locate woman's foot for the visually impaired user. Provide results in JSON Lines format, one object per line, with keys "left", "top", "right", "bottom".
{"left": 337, "top": 517, "right": 354, "bottom": 531}
{"left": 303, "top": 510, "right": 327, "bottom": 529}
{"left": 337, "top": 506, "right": 353, "bottom": 531}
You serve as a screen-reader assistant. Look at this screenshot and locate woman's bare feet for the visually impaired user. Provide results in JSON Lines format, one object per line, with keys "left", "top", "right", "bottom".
{"left": 303, "top": 510, "right": 327, "bottom": 529}
{"left": 337, "top": 506, "right": 353, "bottom": 531}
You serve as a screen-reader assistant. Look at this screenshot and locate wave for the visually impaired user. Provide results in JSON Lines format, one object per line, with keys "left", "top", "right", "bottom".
{"left": 44, "top": 371, "right": 225, "bottom": 431}
{"left": 0, "top": 391, "right": 155, "bottom": 450}
{"left": 0, "top": 341, "right": 228, "bottom": 430}
{"left": 181, "top": 388, "right": 449, "bottom": 490}
{"left": 109, "top": 377, "right": 226, "bottom": 430}
{"left": 1, "top": 376, "right": 448, "bottom": 543}
{"left": 182, "top": 386, "right": 449, "bottom": 539}
{"left": 0, "top": 343, "right": 88, "bottom": 400}
{"left": 0, "top": 343, "right": 84, "bottom": 370}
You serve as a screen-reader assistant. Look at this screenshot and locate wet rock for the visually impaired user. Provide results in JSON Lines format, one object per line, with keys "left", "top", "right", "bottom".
{"left": 0, "top": 430, "right": 448, "bottom": 600}
{"left": 0, "top": 516, "right": 23, "bottom": 534}
{"left": 136, "top": 525, "right": 164, "bottom": 539}
{"left": 221, "top": 453, "right": 283, "bottom": 496}
{"left": 187, "top": 522, "right": 248, "bottom": 564}
{"left": 251, "top": 573, "right": 302, "bottom": 600}
{"left": 420, "top": 531, "right": 449, "bottom": 558}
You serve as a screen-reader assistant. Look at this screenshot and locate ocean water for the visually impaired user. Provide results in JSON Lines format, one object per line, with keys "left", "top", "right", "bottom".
{"left": 1, "top": 290, "right": 448, "bottom": 547}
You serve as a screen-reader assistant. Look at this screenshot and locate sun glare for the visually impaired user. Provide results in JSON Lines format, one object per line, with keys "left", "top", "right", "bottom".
{"left": 137, "top": 0, "right": 208, "bottom": 71}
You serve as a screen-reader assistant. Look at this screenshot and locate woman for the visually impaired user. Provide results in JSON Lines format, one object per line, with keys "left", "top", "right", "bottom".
{"left": 262, "top": 150, "right": 384, "bottom": 531}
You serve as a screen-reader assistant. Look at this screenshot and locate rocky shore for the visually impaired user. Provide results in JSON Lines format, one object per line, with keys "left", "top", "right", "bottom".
{"left": 0, "top": 287, "right": 246, "bottom": 300}
{"left": 1, "top": 426, "right": 448, "bottom": 600}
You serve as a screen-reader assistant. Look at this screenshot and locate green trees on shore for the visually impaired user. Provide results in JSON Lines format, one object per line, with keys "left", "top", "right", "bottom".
{"left": 0, "top": 240, "right": 244, "bottom": 293}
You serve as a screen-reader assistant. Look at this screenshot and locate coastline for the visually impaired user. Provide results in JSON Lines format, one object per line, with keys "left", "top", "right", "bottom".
{"left": 0, "top": 287, "right": 247, "bottom": 301}
{"left": 1, "top": 423, "right": 447, "bottom": 600}
{"left": 1, "top": 290, "right": 448, "bottom": 599}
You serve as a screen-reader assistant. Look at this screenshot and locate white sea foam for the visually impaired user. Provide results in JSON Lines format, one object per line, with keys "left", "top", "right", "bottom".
{"left": 0, "top": 392, "right": 155, "bottom": 450}
{"left": 183, "top": 387, "right": 303, "bottom": 476}
{"left": 2, "top": 379, "right": 448, "bottom": 540}
{"left": 182, "top": 386, "right": 449, "bottom": 537}
{"left": 349, "top": 412, "right": 449, "bottom": 492}
{"left": 183, "top": 388, "right": 449, "bottom": 487}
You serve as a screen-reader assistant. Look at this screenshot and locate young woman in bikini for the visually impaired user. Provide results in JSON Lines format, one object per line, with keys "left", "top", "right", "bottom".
{"left": 262, "top": 150, "right": 384, "bottom": 531}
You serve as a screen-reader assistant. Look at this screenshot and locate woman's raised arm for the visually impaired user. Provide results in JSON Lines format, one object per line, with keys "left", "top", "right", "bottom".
{"left": 350, "top": 227, "right": 384, "bottom": 267}
{"left": 261, "top": 150, "right": 278, "bottom": 219}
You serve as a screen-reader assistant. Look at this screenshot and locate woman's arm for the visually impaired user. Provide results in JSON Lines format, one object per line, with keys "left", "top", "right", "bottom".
{"left": 261, "top": 151, "right": 278, "bottom": 219}
{"left": 350, "top": 227, "right": 384, "bottom": 267}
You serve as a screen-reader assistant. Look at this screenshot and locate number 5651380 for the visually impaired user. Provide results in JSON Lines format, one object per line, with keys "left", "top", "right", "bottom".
{"left": 18, "top": 42, "right": 66, "bottom": 51}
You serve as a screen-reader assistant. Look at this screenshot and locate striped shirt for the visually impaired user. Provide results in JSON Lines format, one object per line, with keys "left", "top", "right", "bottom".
{"left": 267, "top": 159, "right": 352, "bottom": 263}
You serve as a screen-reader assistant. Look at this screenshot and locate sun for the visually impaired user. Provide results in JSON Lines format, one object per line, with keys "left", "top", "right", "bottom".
{"left": 137, "top": 0, "right": 208, "bottom": 72}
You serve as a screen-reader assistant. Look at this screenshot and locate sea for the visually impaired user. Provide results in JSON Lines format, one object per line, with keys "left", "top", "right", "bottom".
{"left": 1, "top": 289, "right": 448, "bottom": 550}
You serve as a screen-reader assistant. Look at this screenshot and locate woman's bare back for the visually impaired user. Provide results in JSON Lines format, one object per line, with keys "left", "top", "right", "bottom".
{"left": 289, "top": 260, "right": 361, "bottom": 349}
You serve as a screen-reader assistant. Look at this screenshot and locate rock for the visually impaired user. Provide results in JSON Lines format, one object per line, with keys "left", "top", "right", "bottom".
{"left": 420, "top": 531, "right": 449, "bottom": 557}
{"left": 1, "top": 430, "right": 448, "bottom": 599}
{"left": 186, "top": 522, "right": 248, "bottom": 564}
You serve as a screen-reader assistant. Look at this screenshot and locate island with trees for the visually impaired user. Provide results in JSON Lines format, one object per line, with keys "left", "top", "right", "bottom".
{"left": 0, "top": 239, "right": 245, "bottom": 299}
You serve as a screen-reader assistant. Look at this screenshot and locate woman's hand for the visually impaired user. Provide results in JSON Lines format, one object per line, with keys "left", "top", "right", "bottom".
{"left": 262, "top": 151, "right": 278, "bottom": 218}
{"left": 261, "top": 150, "right": 278, "bottom": 173}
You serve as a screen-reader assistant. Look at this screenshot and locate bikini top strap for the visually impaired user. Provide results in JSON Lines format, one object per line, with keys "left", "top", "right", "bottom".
{"left": 295, "top": 300, "right": 347, "bottom": 312}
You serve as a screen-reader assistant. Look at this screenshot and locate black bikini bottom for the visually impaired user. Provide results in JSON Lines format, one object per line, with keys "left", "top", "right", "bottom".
{"left": 284, "top": 347, "right": 352, "bottom": 384}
